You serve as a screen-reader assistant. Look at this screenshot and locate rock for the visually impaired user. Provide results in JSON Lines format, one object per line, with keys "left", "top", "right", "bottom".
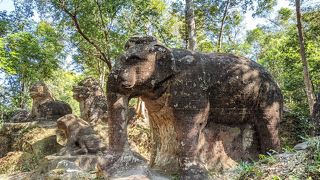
{"left": 244, "top": 150, "right": 309, "bottom": 179}
{"left": 45, "top": 155, "right": 101, "bottom": 172}
{"left": 112, "top": 175, "right": 150, "bottom": 180}
{"left": 17, "top": 125, "right": 62, "bottom": 155}
{"left": 0, "top": 172, "right": 37, "bottom": 180}
{"left": 0, "top": 121, "right": 62, "bottom": 174}
{"left": 0, "top": 151, "right": 35, "bottom": 174}
{"left": 0, "top": 135, "right": 11, "bottom": 158}
{"left": 98, "top": 150, "right": 170, "bottom": 180}
{"left": 45, "top": 168, "right": 95, "bottom": 180}
{"left": 294, "top": 142, "right": 309, "bottom": 150}
{"left": 9, "top": 110, "right": 30, "bottom": 123}
{"left": 101, "top": 150, "right": 147, "bottom": 176}
{"left": 37, "top": 100, "right": 72, "bottom": 121}
{"left": 56, "top": 160, "right": 81, "bottom": 171}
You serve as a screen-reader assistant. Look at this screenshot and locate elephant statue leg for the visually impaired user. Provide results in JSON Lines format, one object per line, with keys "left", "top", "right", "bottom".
{"left": 107, "top": 92, "right": 129, "bottom": 152}
{"left": 255, "top": 85, "right": 282, "bottom": 153}
{"left": 172, "top": 101, "right": 210, "bottom": 179}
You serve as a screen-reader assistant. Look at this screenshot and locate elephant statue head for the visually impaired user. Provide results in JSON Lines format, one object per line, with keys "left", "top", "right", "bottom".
{"left": 106, "top": 36, "right": 175, "bottom": 152}
{"left": 109, "top": 36, "right": 175, "bottom": 99}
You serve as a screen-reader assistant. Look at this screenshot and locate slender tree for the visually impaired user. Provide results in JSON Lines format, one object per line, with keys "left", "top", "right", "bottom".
{"left": 217, "top": 0, "right": 230, "bottom": 52}
{"left": 185, "top": 0, "right": 197, "bottom": 51}
{"left": 295, "top": 0, "right": 316, "bottom": 114}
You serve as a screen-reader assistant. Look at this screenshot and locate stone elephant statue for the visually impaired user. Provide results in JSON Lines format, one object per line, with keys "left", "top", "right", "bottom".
{"left": 106, "top": 36, "right": 283, "bottom": 179}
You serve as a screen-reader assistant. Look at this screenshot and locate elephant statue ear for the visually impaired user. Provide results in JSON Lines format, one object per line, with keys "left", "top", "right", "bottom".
{"left": 154, "top": 44, "right": 172, "bottom": 60}
{"left": 154, "top": 44, "right": 176, "bottom": 72}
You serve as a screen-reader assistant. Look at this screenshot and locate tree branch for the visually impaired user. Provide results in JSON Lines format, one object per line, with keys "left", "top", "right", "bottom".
{"left": 95, "top": 0, "right": 109, "bottom": 48}
{"left": 217, "top": 0, "right": 230, "bottom": 52}
{"left": 57, "top": 0, "right": 112, "bottom": 70}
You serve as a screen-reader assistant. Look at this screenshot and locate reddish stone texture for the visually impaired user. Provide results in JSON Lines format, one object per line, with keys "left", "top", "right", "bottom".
{"left": 107, "top": 36, "right": 283, "bottom": 178}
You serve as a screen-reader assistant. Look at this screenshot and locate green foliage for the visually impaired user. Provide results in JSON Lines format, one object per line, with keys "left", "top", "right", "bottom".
{"left": 282, "top": 145, "right": 296, "bottom": 153}
{"left": 237, "top": 161, "right": 263, "bottom": 179}
{"left": 245, "top": 8, "right": 320, "bottom": 138}
{"left": 2, "top": 30, "right": 60, "bottom": 79}
{"left": 272, "top": 175, "right": 282, "bottom": 180}
{"left": 278, "top": 8, "right": 293, "bottom": 22}
{"left": 32, "top": 0, "right": 180, "bottom": 86}
{"left": 258, "top": 154, "right": 277, "bottom": 165}
{"left": 305, "top": 137, "right": 320, "bottom": 178}
{"left": 170, "top": 173, "right": 180, "bottom": 180}
{"left": 0, "top": 10, "right": 64, "bottom": 109}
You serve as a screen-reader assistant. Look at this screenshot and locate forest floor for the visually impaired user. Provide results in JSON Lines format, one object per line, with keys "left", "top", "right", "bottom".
{"left": 0, "top": 120, "right": 319, "bottom": 180}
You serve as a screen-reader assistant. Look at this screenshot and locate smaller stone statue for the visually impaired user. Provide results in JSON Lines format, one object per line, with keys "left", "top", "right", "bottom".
{"left": 56, "top": 114, "right": 107, "bottom": 155}
{"left": 29, "top": 81, "right": 72, "bottom": 121}
{"left": 73, "top": 77, "right": 108, "bottom": 123}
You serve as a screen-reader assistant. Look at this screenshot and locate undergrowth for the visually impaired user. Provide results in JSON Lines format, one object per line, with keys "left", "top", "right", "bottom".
{"left": 305, "top": 137, "right": 320, "bottom": 178}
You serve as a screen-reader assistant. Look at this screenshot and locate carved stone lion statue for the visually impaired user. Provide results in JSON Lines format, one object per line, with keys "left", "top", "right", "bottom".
{"left": 106, "top": 36, "right": 283, "bottom": 179}
{"left": 56, "top": 114, "right": 107, "bottom": 155}
{"left": 73, "top": 77, "right": 108, "bottom": 124}
{"left": 29, "top": 81, "right": 72, "bottom": 121}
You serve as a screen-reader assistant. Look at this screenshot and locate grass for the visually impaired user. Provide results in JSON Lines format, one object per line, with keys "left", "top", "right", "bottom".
{"left": 237, "top": 161, "right": 263, "bottom": 180}
{"left": 258, "top": 153, "right": 277, "bottom": 165}
{"left": 282, "top": 145, "right": 296, "bottom": 153}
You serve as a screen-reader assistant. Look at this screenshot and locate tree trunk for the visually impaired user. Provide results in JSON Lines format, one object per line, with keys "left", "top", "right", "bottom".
{"left": 185, "top": 0, "right": 197, "bottom": 51}
{"left": 99, "top": 64, "right": 107, "bottom": 89}
{"left": 135, "top": 97, "right": 146, "bottom": 119}
{"left": 295, "top": 0, "right": 316, "bottom": 115}
{"left": 217, "top": 0, "right": 230, "bottom": 52}
{"left": 19, "top": 75, "right": 26, "bottom": 109}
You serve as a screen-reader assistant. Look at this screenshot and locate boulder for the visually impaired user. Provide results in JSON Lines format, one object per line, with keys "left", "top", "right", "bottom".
{"left": 37, "top": 100, "right": 72, "bottom": 121}
{"left": 0, "top": 121, "right": 62, "bottom": 174}
{"left": 9, "top": 109, "right": 30, "bottom": 123}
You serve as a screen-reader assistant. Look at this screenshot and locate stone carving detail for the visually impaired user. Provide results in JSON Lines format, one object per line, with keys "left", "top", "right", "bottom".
{"left": 106, "top": 36, "right": 283, "bottom": 178}
{"left": 56, "top": 114, "right": 107, "bottom": 155}
{"left": 73, "top": 77, "right": 108, "bottom": 123}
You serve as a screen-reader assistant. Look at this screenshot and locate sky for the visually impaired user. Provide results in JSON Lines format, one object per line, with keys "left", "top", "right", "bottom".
{"left": 0, "top": 0, "right": 14, "bottom": 12}
{"left": 0, "top": 0, "right": 294, "bottom": 31}
{"left": 244, "top": 0, "right": 292, "bottom": 30}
